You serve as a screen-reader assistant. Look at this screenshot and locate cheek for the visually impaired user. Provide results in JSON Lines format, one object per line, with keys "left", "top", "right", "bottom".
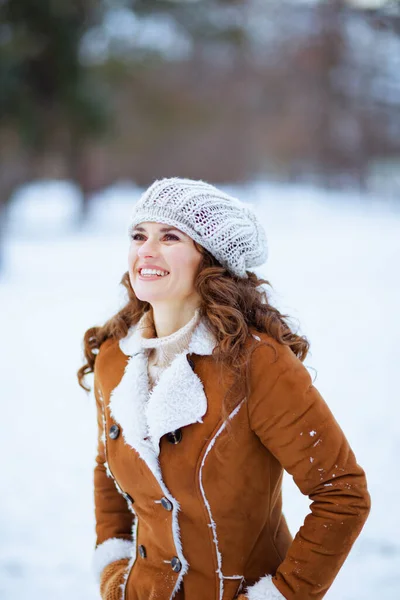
{"left": 128, "top": 245, "right": 137, "bottom": 269}
{"left": 169, "top": 246, "right": 202, "bottom": 276}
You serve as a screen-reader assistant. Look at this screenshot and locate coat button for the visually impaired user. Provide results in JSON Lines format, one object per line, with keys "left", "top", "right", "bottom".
{"left": 123, "top": 492, "right": 134, "bottom": 504}
{"left": 187, "top": 356, "right": 195, "bottom": 370}
{"left": 166, "top": 429, "right": 182, "bottom": 444}
{"left": 171, "top": 556, "right": 181, "bottom": 572}
{"left": 138, "top": 545, "right": 146, "bottom": 558}
{"left": 109, "top": 424, "right": 120, "bottom": 439}
{"left": 161, "top": 497, "right": 173, "bottom": 511}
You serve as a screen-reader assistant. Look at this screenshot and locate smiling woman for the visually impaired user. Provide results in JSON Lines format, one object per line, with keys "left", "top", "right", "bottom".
{"left": 127, "top": 222, "right": 204, "bottom": 337}
{"left": 77, "top": 177, "right": 370, "bottom": 600}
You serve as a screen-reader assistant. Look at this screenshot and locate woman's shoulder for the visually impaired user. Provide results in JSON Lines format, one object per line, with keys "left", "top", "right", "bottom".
{"left": 94, "top": 335, "right": 126, "bottom": 379}
{"left": 245, "top": 328, "right": 314, "bottom": 406}
{"left": 247, "top": 326, "right": 307, "bottom": 378}
{"left": 93, "top": 332, "right": 136, "bottom": 396}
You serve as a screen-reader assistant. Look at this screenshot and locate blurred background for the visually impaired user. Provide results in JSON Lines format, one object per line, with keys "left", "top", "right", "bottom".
{"left": 1, "top": 0, "right": 399, "bottom": 599}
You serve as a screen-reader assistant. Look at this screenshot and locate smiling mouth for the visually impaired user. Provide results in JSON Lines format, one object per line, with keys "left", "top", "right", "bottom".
{"left": 138, "top": 269, "right": 170, "bottom": 278}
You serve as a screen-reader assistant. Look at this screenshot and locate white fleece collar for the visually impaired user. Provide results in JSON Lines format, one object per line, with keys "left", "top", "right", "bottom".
{"left": 119, "top": 312, "right": 216, "bottom": 358}
{"left": 110, "top": 314, "right": 217, "bottom": 461}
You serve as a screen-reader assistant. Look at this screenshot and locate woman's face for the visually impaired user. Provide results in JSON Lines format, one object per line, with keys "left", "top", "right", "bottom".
{"left": 128, "top": 221, "right": 203, "bottom": 308}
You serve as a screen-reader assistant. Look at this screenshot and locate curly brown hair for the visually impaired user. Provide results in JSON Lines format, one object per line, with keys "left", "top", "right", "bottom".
{"left": 77, "top": 242, "right": 309, "bottom": 429}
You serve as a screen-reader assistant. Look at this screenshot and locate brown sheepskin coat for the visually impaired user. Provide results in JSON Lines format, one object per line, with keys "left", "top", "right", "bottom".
{"left": 92, "top": 316, "right": 370, "bottom": 600}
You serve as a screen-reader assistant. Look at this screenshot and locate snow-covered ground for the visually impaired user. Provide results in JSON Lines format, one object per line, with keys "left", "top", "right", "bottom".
{"left": 0, "top": 180, "right": 399, "bottom": 599}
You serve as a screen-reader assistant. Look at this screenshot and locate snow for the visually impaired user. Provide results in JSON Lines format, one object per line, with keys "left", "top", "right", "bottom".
{"left": 6, "top": 180, "right": 83, "bottom": 236}
{"left": 1, "top": 180, "right": 399, "bottom": 599}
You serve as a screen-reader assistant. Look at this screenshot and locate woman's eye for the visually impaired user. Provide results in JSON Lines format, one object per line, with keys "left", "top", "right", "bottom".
{"left": 131, "top": 233, "right": 179, "bottom": 241}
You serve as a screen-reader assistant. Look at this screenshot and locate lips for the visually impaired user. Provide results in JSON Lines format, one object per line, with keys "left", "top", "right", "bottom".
{"left": 138, "top": 266, "right": 169, "bottom": 273}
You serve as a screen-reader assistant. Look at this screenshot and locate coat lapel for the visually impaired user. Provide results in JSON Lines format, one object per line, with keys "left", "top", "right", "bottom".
{"left": 109, "top": 315, "right": 217, "bottom": 465}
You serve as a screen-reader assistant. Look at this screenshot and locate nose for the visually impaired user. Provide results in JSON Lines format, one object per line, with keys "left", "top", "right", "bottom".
{"left": 137, "top": 237, "right": 159, "bottom": 257}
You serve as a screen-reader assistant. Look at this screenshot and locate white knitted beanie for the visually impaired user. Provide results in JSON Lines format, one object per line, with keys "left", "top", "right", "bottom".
{"left": 128, "top": 177, "right": 268, "bottom": 279}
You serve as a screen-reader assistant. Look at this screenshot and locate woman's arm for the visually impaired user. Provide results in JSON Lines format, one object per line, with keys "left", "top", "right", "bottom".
{"left": 92, "top": 351, "right": 135, "bottom": 598}
{"left": 242, "top": 349, "right": 371, "bottom": 600}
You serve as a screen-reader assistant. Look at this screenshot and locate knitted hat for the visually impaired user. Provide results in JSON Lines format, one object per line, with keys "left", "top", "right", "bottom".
{"left": 128, "top": 177, "right": 268, "bottom": 278}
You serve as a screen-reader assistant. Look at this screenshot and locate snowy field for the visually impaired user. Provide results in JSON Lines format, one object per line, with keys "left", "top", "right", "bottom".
{"left": 0, "top": 180, "right": 399, "bottom": 599}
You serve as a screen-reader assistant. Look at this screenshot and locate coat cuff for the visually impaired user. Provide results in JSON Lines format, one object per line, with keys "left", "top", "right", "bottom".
{"left": 245, "top": 575, "right": 286, "bottom": 600}
{"left": 92, "top": 537, "right": 134, "bottom": 582}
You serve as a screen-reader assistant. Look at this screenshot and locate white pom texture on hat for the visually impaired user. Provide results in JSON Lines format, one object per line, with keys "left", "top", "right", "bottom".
{"left": 129, "top": 177, "right": 268, "bottom": 278}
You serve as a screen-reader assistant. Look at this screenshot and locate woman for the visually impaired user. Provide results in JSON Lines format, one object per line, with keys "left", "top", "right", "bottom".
{"left": 77, "top": 177, "right": 370, "bottom": 600}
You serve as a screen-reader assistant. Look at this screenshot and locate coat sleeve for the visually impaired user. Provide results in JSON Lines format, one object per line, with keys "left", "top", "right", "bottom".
{"left": 92, "top": 346, "right": 135, "bottom": 595}
{"left": 243, "top": 348, "right": 371, "bottom": 600}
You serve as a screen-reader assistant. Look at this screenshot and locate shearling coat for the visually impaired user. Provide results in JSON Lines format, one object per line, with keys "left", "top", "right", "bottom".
{"left": 92, "top": 316, "right": 370, "bottom": 600}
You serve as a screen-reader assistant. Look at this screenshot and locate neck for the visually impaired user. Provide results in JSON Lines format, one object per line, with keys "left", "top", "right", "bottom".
{"left": 150, "top": 303, "right": 201, "bottom": 338}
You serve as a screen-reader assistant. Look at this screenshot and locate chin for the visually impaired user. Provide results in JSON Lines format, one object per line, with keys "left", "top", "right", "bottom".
{"left": 133, "top": 290, "right": 165, "bottom": 303}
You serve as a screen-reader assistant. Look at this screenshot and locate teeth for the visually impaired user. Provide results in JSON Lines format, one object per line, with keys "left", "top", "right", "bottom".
{"left": 140, "top": 269, "right": 169, "bottom": 277}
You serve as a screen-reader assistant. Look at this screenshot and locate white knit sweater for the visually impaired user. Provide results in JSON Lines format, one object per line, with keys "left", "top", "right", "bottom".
{"left": 136, "top": 307, "right": 201, "bottom": 391}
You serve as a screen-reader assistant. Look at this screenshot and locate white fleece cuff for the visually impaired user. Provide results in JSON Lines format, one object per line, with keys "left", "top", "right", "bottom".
{"left": 246, "top": 574, "right": 286, "bottom": 600}
{"left": 92, "top": 537, "right": 134, "bottom": 582}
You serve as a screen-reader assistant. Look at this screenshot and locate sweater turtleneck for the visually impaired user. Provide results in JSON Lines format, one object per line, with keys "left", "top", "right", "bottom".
{"left": 136, "top": 307, "right": 201, "bottom": 390}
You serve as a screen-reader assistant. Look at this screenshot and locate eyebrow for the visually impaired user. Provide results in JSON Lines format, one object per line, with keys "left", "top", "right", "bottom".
{"left": 132, "top": 226, "right": 182, "bottom": 234}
